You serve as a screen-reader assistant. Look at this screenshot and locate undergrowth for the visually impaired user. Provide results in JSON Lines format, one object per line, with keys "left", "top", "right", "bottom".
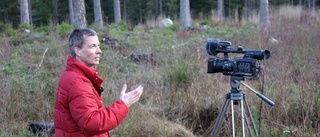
{"left": 0, "top": 5, "right": 319, "bottom": 137}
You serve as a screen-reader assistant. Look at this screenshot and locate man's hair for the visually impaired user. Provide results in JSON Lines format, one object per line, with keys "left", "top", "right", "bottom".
{"left": 68, "top": 28, "right": 97, "bottom": 57}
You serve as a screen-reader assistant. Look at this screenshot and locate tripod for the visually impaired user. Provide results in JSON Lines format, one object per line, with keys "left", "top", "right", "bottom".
{"left": 210, "top": 76, "right": 274, "bottom": 137}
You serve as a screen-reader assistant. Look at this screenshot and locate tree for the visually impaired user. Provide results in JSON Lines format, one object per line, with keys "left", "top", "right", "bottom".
{"left": 159, "top": 0, "right": 163, "bottom": 19}
{"left": 53, "top": 0, "right": 58, "bottom": 23}
{"left": 180, "top": 0, "right": 192, "bottom": 30}
{"left": 73, "top": 0, "right": 87, "bottom": 28}
{"left": 114, "top": 0, "right": 121, "bottom": 23}
{"left": 93, "top": 0, "right": 103, "bottom": 27}
{"left": 123, "top": 0, "right": 127, "bottom": 23}
{"left": 244, "top": 0, "right": 256, "bottom": 21}
{"left": 164, "top": 0, "right": 179, "bottom": 20}
{"left": 190, "top": 0, "right": 216, "bottom": 20}
{"left": 20, "top": 0, "right": 30, "bottom": 25}
{"left": 217, "top": 0, "right": 223, "bottom": 21}
{"left": 69, "top": 0, "right": 74, "bottom": 25}
{"left": 260, "top": 0, "right": 270, "bottom": 33}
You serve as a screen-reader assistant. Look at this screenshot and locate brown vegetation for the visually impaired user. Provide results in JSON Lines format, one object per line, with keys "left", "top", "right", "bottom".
{"left": 0, "top": 6, "right": 319, "bottom": 137}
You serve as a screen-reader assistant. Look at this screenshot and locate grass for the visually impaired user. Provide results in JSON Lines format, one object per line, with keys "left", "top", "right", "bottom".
{"left": 0, "top": 5, "right": 319, "bottom": 137}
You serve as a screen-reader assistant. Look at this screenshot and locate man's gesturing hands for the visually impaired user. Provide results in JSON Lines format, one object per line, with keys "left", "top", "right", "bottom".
{"left": 120, "top": 84, "right": 144, "bottom": 107}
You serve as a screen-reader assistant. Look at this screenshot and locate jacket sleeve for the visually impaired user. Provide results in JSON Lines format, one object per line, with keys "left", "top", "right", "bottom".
{"left": 68, "top": 81, "right": 129, "bottom": 135}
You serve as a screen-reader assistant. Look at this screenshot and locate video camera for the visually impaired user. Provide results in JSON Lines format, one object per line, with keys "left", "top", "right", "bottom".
{"left": 206, "top": 38, "right": 270, "bottom": 77}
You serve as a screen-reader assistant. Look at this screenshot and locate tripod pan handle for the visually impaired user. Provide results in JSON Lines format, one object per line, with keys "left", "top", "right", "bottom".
{"left": 256, "top": 93, "right": 275, "bottom": 106}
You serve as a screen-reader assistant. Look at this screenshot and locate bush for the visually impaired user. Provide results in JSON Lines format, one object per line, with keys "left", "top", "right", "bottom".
{"left": 18, "top": 23, "right": 35, "bottom": 31}
{"left": 0, "top": 22, "right": 16, "bottom": 36}
{"left": 35, "top": 25, "right": 50, "bottom": 34}
{"left": 165, "top": 60, "right": 192, "bottom": 90}
{"left": 164, "top": 24, "right": 178, "bottom": 35}
{"left": 115, "top": 21, "right": 129, "bottom": 31}
{"left": 200, "top": 20, "right": 210, "bottom": 26}
{"left": 107, "top": 22, "right": 130, "bottom": 39}
{"left": 57, "top": 22, "right": 73, "bottom": 37}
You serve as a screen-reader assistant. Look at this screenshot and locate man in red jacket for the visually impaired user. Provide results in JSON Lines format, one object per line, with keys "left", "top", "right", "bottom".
{"left": 54, "top": 28, "right": 143, "bottom": 137}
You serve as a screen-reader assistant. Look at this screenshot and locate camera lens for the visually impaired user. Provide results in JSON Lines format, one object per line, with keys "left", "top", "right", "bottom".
{"left": 208, "top": 58, "right": 233, "bottom": 73}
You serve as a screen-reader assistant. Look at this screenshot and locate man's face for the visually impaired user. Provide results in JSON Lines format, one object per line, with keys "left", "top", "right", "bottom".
{"left": 75, "top": 35, "right": 102, "bottom": 67}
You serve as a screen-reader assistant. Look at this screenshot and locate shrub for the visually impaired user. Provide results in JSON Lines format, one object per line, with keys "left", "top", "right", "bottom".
{"left": 200, "top": 20, "right": 210, "bottom": 26}
{"left": 115, "top": 21, "right": 129, "bottom": 31}
{"left": 107, "top": 22, "right": 130, "bottom": 39}
{"left": 57, "top": 22, "right": 73, "bottom": 37}
{"left": 165, "top": 60, "right": 192, "bottom": 91}
{"left": 35, "top": 25, "right": 50, "bottom": 34}
{"left": 165, "top": 24, "right": 178, "bottom": 35}
{"left": 18, "top": 23, "right": 35, "bottom": 31}
{"left": 0, "top": 23, "right": 16, "bottom": 36}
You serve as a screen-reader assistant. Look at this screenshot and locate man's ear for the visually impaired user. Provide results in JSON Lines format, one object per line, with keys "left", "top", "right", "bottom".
{"left": 74, "top": 47, "right": 81, "bottom": 57}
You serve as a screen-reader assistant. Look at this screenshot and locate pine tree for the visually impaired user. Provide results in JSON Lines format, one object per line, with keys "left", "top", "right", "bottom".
{"left": 94, "top": 0, "right": 103, "bottom": 27}
{"left": 260, "top": 0, "right": 270, "bottom": 32}
{"left": 20, "top": 0, "right": 30, "bottom": 25}
{"left": 114, "top": 0, "right": 121, "bottom": 23}
{"left": 73, "top": 0, "right": 87, "bottom": 28}
{"left": 180, "top": 0, "right": 192, "bottom": 30}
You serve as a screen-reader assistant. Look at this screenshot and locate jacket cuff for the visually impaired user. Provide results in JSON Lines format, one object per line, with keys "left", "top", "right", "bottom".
{"left": 117, "top": 99, "right": 129, "bottom": 113}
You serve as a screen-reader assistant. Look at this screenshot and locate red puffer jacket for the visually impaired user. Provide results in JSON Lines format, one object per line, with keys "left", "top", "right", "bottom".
{"left": 54, "top": 56, "right": 128, "bottom": 137}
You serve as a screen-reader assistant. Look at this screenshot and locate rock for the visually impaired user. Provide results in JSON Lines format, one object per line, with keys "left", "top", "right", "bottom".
{"left": 160, "top": 18, "right": 173, "bottom": 29}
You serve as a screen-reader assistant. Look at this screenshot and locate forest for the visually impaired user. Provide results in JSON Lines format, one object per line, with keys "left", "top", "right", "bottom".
{"left": 1, "top": 0, "right": 320, "bottom": 27}
{"left": 0, "top": 0, "right": 320, "bottom": 137}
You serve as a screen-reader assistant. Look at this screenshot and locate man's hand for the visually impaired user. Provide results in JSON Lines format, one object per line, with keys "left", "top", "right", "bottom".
{"left": 120, "top": 84, "right": 143, "bottom": 107}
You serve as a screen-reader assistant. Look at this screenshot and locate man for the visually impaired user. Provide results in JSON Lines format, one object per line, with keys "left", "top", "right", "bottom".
{"left": 54, "top": 28, "right": 143, "bottom": 137}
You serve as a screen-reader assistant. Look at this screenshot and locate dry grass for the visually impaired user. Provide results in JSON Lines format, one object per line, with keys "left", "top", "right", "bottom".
{"left": 0, "top": 5, "right": 319, "bottom": 137}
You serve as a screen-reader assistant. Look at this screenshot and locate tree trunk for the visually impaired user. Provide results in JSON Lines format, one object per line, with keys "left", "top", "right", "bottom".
{"left": 114, "top": 0, "right": 121, "bottom": 23}
{"left": 228, "top": 0, "right": 231, "bottom": 18}
{"left": 124, "top": 0, "right": 127, "bottom": 23}
{"left": 20, "top": 0, "right": 30, "bottom": 25}
{"left": 73, "top": 0, "right": 87, "bottom": 28}
{"left": 312, "top": 0, "right": 315, "bottom": 11}
{"left": 68, "top": 0, "right": 74, "bottom": 25}
{"left": 160, "top": 0, "right": 163, "bottom": 19}
{"left": 244, "top": 0, "right": 255, "bottom": 20}
{"left": 260, "top": 0, "right": 270, "bottom": 33}
{"left": 290, "top": 0, "right": 293, "bottom": 5}
{"left": 139, "top": 2, "right": 142, "bottom": 24}
{"left": 308, "top": 0, "right": 311, "bottom": 8}
{"left": 53, "top": 0, "right": 58, "bottom": 24}
{"left": 94, "top": 0, "right": 103, "bottom": 27}
{"left": 217, "top": 0, "right": 223, "bottom": 21}
{"left": 28, "top": 0, "right": 32, "bottom": 25}
{"left": 180, "top": 0, "right": 192, "bottom": 30}
{"left": 244, "top": 0, "right": 249, "bottom": 20}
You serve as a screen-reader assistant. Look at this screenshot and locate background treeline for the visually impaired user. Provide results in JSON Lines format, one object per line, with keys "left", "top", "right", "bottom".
{"left": 1, "top": 0, "right": 320, "bottom": 28}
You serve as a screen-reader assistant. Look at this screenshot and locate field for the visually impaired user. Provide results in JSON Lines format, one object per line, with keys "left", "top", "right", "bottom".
{"left": 0, "top": 6, "right": 319, "bottom": 137}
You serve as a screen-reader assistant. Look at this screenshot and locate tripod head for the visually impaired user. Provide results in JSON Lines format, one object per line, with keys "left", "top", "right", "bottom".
{"left": 230, "top": 76, "right": 244, "bottom": 92}
{"left": 229, "top": 76, "right": 274, "bottom": 106}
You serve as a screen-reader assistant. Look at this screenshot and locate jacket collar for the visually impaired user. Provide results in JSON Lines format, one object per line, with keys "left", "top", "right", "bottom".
{"left": 66, "top": 56, "right": 104, "bottom": 94}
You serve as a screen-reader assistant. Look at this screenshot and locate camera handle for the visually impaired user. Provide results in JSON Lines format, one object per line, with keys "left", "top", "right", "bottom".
{"left": 210, "top": 76, "right": 274, "bottom": 137}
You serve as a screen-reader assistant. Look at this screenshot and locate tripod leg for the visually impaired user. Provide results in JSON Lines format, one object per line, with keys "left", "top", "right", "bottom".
{"left": 244, "top": 112, "right": 254, "bottom": 137}
{"left": 240, "top": 100, "right": 246, "bottom": 137}
{"left": 210, "top": 97, "right": 231, "bottom": 137}
{"left": 244, "top": 96, "right": 259, "bottom": 137}
{"left": 231, "top": 100, "right": 236, "bottom": 137}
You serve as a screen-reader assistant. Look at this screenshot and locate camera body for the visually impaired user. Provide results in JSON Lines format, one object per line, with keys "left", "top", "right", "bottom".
{"left": 207, "top": 57, "right": 257, "bottom": 76}
{"left": 206, "top": 38, "right": 270, "bottom": 77}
